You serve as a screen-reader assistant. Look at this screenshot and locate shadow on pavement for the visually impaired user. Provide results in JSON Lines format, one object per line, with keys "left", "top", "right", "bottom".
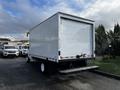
{"left": 0, "top": 58, "right": 120, "bottom": 90}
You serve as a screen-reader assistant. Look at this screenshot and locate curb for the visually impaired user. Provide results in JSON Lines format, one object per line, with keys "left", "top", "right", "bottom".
{"left": 90, "top": 70, "right": 120, "bottom": 80}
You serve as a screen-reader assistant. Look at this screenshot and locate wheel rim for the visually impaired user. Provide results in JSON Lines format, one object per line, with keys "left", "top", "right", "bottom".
{"left": 41, "top": 63, "right": 45, "bottom": 72}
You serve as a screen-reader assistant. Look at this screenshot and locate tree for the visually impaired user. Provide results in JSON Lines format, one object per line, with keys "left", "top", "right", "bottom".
{"left": 96, "top": 24, "right": 120, "bottom": 56}
{"left": 107, "top": 24, "right": 120, "bottom": 56}
{"left": 113, "top": 24, "right": 120, "bottom": 56}
{"left": 95, "top": 25, "right": 108, "bottom": 55}
{"left": 107, "top": 30, "right": 115, "bottom": 57}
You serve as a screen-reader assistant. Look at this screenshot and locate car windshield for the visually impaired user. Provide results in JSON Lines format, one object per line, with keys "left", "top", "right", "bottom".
{"left": 4, "top": 46, "right": 16, "bottom": 49}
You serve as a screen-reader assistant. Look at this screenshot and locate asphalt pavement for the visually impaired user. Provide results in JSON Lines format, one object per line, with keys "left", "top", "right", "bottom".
{"left": 0, "top": 57, "right": 120, "bottom": 90}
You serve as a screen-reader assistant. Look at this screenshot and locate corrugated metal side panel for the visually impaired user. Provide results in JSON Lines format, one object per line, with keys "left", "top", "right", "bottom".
{"left": 29, "top": 14, "right": 59, "bottom": 62}
{"left": 59, "top": 17, "right": 94, "bottom": 59}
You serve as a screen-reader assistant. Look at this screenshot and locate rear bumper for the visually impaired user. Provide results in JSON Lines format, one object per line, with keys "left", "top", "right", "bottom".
{"left": 59, "top": 57, "right": 95, "bottom": 62}
{"left": 59, "top": 66, "right": 99, "bottom": 74}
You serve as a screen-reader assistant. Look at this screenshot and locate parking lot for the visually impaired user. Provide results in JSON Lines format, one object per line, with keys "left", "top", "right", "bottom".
{"left": 0, "top": 57, "right": 120, "bottom": 90}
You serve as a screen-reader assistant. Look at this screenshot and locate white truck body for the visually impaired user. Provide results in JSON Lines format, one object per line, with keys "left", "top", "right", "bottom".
{"left": 29, "top": 12, "right": 95, "bottom": 63}
{"left": 28, "top": 12, "right": 97, "bottom": 73}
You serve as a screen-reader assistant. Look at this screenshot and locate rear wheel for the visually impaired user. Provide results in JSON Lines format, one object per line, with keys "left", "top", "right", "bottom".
{"left": 40, "top": 62, "right": 58, "bottom": 74}
{"left": 40, "top": 63, "right": 45, "bottom": 73}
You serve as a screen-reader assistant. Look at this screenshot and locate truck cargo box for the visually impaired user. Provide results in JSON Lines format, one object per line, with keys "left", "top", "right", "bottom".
{"left": 28, "top": 12, "right": 96, "bottom": 73}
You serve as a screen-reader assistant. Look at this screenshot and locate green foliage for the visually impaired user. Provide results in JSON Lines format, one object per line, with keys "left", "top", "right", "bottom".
{"left": 95, "top": 25, "right": 108, "bottom": 55}
{"left": 89, "top": 57, "right": 120, "bottom": 75}
{"left": 96, "top": 24, "right": 120, "bottom": 56}
{"left": 113, "top": 24, "right": 120, "bottom": 55}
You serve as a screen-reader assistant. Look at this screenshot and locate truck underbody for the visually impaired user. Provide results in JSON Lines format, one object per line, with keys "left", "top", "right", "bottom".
{"left": 27, "top": 55, "right": 98, "bottom": 74}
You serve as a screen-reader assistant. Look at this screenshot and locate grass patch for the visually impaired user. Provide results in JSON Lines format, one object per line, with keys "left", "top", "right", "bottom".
{"left": 89, "top": 57, "right": 120, "bottom": 75}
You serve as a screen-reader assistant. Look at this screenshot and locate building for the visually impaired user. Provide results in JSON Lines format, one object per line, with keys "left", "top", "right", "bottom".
{"left": 0, "top": 38, "right": 11, "bottom": 45}
{"left": 0, "top": 37, "right": 29, "bottom": 46}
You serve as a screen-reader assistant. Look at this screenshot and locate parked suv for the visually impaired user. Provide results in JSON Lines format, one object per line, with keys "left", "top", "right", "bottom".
{"left": 18, "top": 45, "right": 28, "bottom": 56}
{"left": 2, "top": 45, "right": 19, "bottom": 57}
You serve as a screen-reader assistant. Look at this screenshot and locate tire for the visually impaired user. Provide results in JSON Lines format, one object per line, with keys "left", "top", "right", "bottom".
{"left": 40, "top": 62, "right": 50, "bottom": 74}
{"left": 40, "top": 62, "right": 57, "bottom": 74}
{"left": 40, "top": 62, "right": 46, "bottom": 73}
{"left": 3, "top": 53, "right": 7, "bottom": 58}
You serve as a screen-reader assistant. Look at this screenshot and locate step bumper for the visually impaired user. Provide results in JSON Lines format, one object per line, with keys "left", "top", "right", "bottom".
{"left": 59, "top": 66, "right": 99, "bottom": 74}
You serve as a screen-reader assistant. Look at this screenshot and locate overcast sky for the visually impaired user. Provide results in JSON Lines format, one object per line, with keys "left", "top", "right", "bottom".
{"left": 0, "top": 0, "right": 120, "bottom": 40}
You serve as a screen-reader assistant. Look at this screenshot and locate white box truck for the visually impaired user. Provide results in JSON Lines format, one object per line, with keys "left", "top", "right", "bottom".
{"left": 27, "top": 12, "right": 98, "bottom": 74}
